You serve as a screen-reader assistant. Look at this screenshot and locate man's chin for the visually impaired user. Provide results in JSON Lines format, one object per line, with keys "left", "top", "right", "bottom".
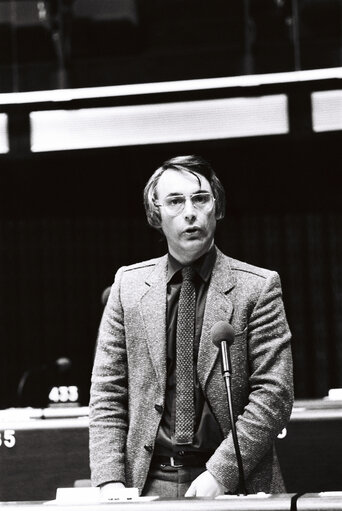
{"left": 181, "top": 238, "right": 211, "bottom": 259}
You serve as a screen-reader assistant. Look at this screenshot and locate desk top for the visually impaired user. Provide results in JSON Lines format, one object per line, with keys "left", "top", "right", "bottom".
{"left": 291, "top": 399, "right": 342, "bottom": 421}
{"left": 0, "top": 407, "right": 89, "bottom": 430}
{"left": 1, "top": 493, "right": 342, "bottom": 511}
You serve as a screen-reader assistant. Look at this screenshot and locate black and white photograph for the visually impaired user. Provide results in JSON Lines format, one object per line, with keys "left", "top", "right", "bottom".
{"left": 0, "top": 1, "right": 341, "bottom": 509}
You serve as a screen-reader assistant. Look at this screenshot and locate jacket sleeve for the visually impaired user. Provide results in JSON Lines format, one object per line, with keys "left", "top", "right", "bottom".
{"left": 206, "top": 271, "right": 294, "bottom": 492}
{"left": 89, "top": 267, "right": 128, "bottom": 487}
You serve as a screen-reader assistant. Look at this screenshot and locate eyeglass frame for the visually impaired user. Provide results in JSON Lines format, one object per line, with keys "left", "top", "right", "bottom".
{"left": 153, "top": 191, "right": 216, "bottom": 216}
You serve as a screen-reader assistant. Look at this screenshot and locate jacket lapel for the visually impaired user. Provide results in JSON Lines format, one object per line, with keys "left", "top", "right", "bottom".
{"left": 197, "top": 250, "right": 236, "bottom": 390}
{"left": 138, "top": 250, "right": 236, "bottom": 397}
{"left": 140, "top": 256, "right": 168, "bottom": 396}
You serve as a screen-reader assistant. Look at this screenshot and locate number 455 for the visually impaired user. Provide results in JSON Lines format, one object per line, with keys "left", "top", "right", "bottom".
{"left": 0, "top": 429, "right": 16, "bottom": 448}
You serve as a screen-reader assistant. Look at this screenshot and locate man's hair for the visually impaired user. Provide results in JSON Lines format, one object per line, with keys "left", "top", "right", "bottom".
{"left": 143, "top": 155, "right": 225, "bottom": 229}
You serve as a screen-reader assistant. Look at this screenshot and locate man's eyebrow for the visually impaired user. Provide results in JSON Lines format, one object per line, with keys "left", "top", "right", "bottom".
{"left": 165, "top": 189, "right": 205, "bottom": 197}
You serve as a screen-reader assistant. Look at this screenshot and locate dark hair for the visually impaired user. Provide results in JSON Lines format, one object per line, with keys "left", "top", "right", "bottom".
{"left": 143, "top": 155, "right": 225, "bottom": 229}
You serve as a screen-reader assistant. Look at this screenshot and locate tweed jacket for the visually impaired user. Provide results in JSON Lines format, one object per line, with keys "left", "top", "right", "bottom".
{"left": 89, "top": 247, "right": 293, "bottom": 494}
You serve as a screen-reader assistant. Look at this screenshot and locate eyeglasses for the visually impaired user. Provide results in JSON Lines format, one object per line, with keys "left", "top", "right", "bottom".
{"left": 154, "top": 191, "right": 215, "bottom": 216}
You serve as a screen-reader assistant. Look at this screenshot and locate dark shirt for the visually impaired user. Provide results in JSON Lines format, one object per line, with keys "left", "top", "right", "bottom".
{"left": 154, "top": 245, "right": 223, "bottom": 457}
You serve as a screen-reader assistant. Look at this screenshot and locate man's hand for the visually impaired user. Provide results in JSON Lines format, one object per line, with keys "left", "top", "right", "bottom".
{"left": 100, "top": 482, "right": 125, "bottom": 501}
{"left": 185, "top": 470, "right": 227, "bottom": 498}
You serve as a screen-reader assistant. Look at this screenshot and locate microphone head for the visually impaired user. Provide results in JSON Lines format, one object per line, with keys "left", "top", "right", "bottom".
{"left": 211, "top": 321, "right": 235, "bottom": 348}
{"left": 55, "top": 357, "right": 72, "bottom": 372}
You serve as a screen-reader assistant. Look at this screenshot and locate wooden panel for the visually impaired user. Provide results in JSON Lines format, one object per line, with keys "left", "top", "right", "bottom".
{"left": 0, "top": 413, "right": 90, "bottom": 502}
{"left": 276, "top": 399, "right": 342, "bottom": 493}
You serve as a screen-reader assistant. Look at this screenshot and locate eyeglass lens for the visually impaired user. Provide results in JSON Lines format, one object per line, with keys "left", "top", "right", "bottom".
{"left": 164, "top": 193, "right": 213, "bottom": 214}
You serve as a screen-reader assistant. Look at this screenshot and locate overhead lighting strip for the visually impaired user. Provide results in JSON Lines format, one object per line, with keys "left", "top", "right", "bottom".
{"left": 30, "top": 95, "right": 289, "bottom": 152}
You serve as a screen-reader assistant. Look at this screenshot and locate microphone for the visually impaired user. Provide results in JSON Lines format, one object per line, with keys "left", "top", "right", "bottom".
{"left": 55, "top": 357, "right": 72, "bottom": 373}
{"left": 211, "top": 322, "right": 247, "bottom": 496}
{"left": 211, "top": 321, "right": 235, "bottom": 378}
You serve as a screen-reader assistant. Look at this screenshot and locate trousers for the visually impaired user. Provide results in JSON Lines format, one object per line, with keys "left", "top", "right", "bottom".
{"left": 142, "top": 465, "right": 206, "bottom": 498}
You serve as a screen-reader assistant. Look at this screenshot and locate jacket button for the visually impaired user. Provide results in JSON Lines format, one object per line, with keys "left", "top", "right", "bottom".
{"left": 154, "top": 404, "right": 163, "bottom": 413}
{"left": 144, "top": 445, "right": 153, "bottom": 453}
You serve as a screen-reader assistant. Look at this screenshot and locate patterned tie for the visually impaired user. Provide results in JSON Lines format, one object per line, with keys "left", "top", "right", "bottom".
{"left": 175, "top": 266, "right": 196, "bottom": 445}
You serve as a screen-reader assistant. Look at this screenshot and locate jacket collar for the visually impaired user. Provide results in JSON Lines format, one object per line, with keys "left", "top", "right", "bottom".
{"left": 143, "top": 246, "right": 236, "bottom": 292}
{"left": 140, "top": 256, "right": 168, "bottom": 395}
{"left": 140, "top": 248, "right": 236, "bottom": 392}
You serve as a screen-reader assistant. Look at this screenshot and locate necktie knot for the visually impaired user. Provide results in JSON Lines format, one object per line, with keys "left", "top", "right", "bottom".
{"left": 181, "top": 266, "right": 195, "bottom": 282}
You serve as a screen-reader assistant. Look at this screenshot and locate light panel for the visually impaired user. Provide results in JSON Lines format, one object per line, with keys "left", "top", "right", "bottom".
{"left": 0, "top": 113, "right": 9, "bottom": 153}
{"left": 30, "top": 95, "right": 289, "bottom": 152}
{"left": 312, "top": 90, "right": 342, "bottom": 132}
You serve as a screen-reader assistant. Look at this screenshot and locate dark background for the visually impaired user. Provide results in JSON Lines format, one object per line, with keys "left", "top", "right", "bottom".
{"left": 1, "top": 0, "right": 341, "bottom": 92}
{"left": 1, "top": 132, "right": 341, "bottom": 408}
{"left": 0, "top": 0, "right": 342, "bottom": 408}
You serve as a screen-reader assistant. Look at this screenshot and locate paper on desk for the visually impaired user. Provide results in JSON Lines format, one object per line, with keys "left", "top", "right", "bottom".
{"left": 43, "top": 487, "right": 158, "bottom": 505}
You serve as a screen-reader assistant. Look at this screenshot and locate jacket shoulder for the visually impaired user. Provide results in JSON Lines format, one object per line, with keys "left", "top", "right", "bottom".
{"left": 228, "top": 256, "right": 275, "bottom": 281}
{"left": 218, "top": 254, "right": 282, "bottom": 307}
{"left": 117, "top": 255, "right": 167, "bottom": 286}
{"left": 122, "top": 255, "right": 165, "bottom": 274}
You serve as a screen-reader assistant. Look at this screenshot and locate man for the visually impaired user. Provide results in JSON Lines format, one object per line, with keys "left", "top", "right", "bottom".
{"left": 89, "top": 155, "right": 293, "bottom": 498}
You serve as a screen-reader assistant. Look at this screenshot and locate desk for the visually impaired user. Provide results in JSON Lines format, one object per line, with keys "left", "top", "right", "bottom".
{"left": 1, "top": 400, "right": 342, "bottom": 501}
{"left": 276, "top": 399, "right": 342, "bottom": 493}
{"left": 0, "top": 408, "right": 90, "bottom": 502}
{"left": 1, "top": 494, "right": 342, "bottom": 511}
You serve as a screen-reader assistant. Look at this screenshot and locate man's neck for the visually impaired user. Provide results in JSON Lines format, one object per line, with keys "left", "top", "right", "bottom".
{"left": 168, "top": 240, "right": 215, "bottom": 266}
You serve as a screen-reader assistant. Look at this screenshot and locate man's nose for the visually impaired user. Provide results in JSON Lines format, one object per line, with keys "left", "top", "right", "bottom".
{"left": 183, "top": 197, "right": 197, "bottom": 219}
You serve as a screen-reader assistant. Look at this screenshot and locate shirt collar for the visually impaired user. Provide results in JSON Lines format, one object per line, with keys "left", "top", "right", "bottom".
{"left": 167, "top": 244, "right": 217, "bottom": 284}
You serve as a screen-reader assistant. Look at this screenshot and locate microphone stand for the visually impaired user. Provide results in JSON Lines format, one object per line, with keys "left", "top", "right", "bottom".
{"left": 221, "top": 342, "right": 248, "bottom": 496}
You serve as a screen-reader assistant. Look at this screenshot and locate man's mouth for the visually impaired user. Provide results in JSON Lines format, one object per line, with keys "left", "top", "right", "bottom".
{"left": 183, "top": 227, "right": 201, "bottom": 236}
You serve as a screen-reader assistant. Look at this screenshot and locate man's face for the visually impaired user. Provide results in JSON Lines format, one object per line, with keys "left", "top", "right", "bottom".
{"left": 156, "top": 169, "right": 217, "bottom": 264}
